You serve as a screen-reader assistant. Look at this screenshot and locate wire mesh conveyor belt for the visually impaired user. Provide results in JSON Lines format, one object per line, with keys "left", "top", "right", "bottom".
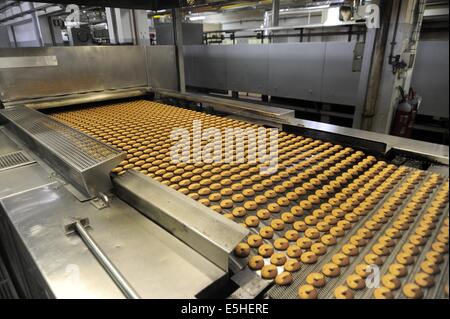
{"left": 50, "top": 100, "right": 449, "bottom": 299}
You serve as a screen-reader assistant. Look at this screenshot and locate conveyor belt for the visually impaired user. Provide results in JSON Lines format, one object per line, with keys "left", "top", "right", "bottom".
{"left": 50, "top": 100, "right": 449, "bottom": 299}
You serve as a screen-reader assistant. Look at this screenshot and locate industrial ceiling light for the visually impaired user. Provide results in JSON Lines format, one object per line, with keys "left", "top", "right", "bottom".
{"left": 189, "top": 15, "right": 206, "bottom": 20}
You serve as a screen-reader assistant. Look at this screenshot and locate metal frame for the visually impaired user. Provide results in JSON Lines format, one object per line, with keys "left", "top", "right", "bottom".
{"left": 0, "top": 128, "right": 227, "bottom": 298}
{"left": 0, "top": 46, "right": 149, "bottom": 103}
{"left": 0, "top": 106, "right": 126, "bottom": 199}
{"left": 114, "top": 170, "right": 249, "bottom": 271}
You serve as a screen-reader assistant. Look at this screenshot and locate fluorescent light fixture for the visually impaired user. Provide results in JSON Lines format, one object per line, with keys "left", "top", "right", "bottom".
{"left": 189, "top": 15, "right": 205, "bottom": 21}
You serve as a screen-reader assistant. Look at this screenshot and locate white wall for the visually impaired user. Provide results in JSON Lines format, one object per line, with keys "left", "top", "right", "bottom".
{"left": 134, "top": 9, "right": 150, "bottom": 45}
{"left": 13, "top": 21, "right": 40, "bottom": 47}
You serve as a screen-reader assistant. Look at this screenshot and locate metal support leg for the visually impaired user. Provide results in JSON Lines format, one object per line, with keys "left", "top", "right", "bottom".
{"left": 30, "top": 2, "right": 44, "bottom": 47}
{"left": 353, "top": 28, "right": 378, "bottom": 129}
{"left": 172, "top": 8, "right": 186, "bottom": 93}
{"left": 272, "top": 0, "right": 280, "bottom": 27}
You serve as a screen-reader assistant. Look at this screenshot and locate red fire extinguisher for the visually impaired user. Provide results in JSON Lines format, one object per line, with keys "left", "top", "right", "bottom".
{"left": 391, "top": 87, "right": 419, "bottom": 138}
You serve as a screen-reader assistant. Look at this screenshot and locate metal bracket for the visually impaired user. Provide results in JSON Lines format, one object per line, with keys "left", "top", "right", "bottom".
{"left": 64, "top": 217, "right": 90, "bottom": 235}
{"left": 90, "top": 192, "right": 110, "bottom": 210}
{"left": 352, "top": 42, "right": 365, "bottom": 72}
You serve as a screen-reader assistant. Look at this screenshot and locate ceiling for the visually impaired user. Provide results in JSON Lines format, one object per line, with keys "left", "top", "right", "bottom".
{"left": 35, "top": 0, "right": 186, "bottom": 10}
{"left": 27, "top": 1, "right": 341, "bottom": 11}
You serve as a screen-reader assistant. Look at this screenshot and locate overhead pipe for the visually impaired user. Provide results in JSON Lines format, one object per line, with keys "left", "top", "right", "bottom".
{"left": 0, "top": 3, "right": 57, "bottom": 24}
{"left": 272, "top": 0, "right": 280, "bottom": 27}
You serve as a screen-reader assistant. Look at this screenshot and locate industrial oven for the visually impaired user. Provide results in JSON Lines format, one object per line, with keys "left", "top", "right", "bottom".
{"left": 0, "top": 45, "right": 448, "bottom": 299}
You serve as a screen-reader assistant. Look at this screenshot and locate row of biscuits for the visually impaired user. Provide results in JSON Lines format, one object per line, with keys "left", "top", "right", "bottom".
{"left": 50, "top": 100, "right": 449, "bottom": 299}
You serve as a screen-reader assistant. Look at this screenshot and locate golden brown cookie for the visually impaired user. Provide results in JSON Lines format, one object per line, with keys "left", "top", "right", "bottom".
{"left": 346, "top": 274, "right": 365, "bottom": 290}
{"left": 330, "top": 226, "right": 345, "bottom": 237}
{"left": 261, "top": 264, "right": 278, "bottom": 280}
{"left": 254, "top": 195, "right": 268, "bottom": 205}
{"left": 231, "top": 194, "right": 245, "bottom": 203}
{"left": 402, "top": 243, "right": 420, "bottom": 256}
{"left": 287, "top": 245, "right": 302, "bottom": 258}
{"left": 220, "top": 199, "right": 234, "bottom": 209}
{"left": 332, "top": 253, "right": 350, "bottom": 267}
{"left": 245, "top": 216, "right": 260, "bottom": 227}
{"left": 209, "top": 193, "right": 222, "bottom": 202}
{"left": 415, "top": 272, "right": 434, "bottom": 288}
{"left": 248, "top": 255, "right": 265, "bottom": 270}
{"left": 311, "top": 243, "right": 327, "bottom": 256}
{"left": 396, "top": 252, "right": 415, "bottom": 265}
{"left": 425, "top": 251, "right": 443, "bottom": 264}
{"left": 293, "top": 221, "right": 308, "bottom": 232}
{"left": 420, "top": 260, "right": 439, "bottom": 275}
{"left": 284, "top": 259, "right": 301, "bottom": 272}
{"left": 306, "top": 272, "right": 326, "bottom": 288}
{"left": 258, "top": 243, "right": 274, "bottom": 257}
{"left": 275, "top": 272, "right": 293, "bottom": 286}
{"left": 267, "top": 203, "right": 281, "bottom": 213}
{"left": 271, "top": 219, "right": 285, "bottom": 231}
{"left": 403, "top": 283, "right": 423, "bottom": 299}
{"left": 301, "top": 251, "right": 318, "bottom": 264}
{"left": 373, "top": 287, "right": 394, "bottom": 299}
{"left": 322, "top": 263, "right": 341, "bottom": 277}
{"left": 234, "top": 243, "right": 250, "bottom": 258}
{"left": 296, "top": 237, "right": 313, "bottom": 249}
{"left": 243, "top": 201, "right": 258, "bottom": 211}
{"left": 381, "top": 274, "right": 401, "bottom": 290}
{"left": 321, "top": 234, "right": 337, "bottom": 246}
{"left": 342, "top": 244, "right": 359, "bottom": 256}
{"left": 432, "top": 242, "right": 448, "bottom": 253}
{"left": 247, "top": 234, "right": 263, "bottom": 248}
{"left": 304, "top": 215, "right": 318, "bottom": 226}
{"left": 305, "top": 228, "right": 320, "bottom": 239}
{"left": 350, "top": 235, "right": 368, "bottom": 247}
{"left": 284, "top": 230, "right": 299, "bottom": 242}
{"left": 270, "top": 253, "right": 287, "bottom": 266}
{"left": 232, "top": 207, "right": 247, "bottom": 217}
{"left": 334, "top": 286, "right": 354, "bottom": 299}
{"left": 281, "top": 212, "right": 295, "bottom": 224}
{"left": 298, "top": 285, "right": 318, "bottom": 299}
{"left": 257, "top": 209, "right": 271, "bottom": 220}
{"left": 260, "top": 226, "right": 274, "bottom": 239}
{"left": 388, "top": 263, "right": 407, "bottom": 277}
